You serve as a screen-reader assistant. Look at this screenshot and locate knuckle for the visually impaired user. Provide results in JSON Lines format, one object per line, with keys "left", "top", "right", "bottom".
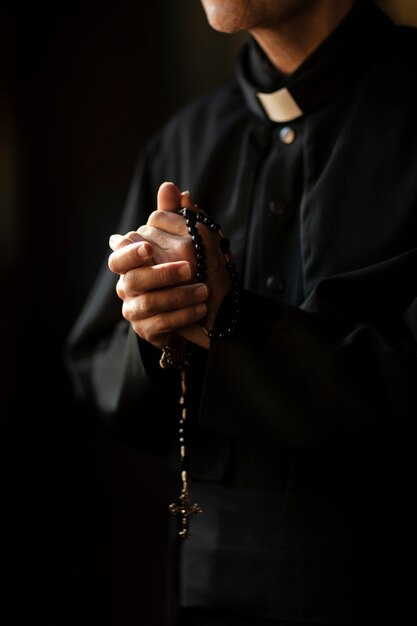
{"left": 132, "top": 322, "right": 147, "bottom": 341}
{"left": 121, "top": 271, "right": 130, "bottom": 292}
{"left": 108, "top": 252, "right": 116, "bottom": 272}
{"left": 115, "top": 277, "right": 125, "bottom": 299}
{"left": 158, "top": 265, "right": 171, "bottom": 286}
{"left": 121, "top": 301, "right": 129, "bottom": 321}
{"left": 139, "top": 292, "right": 154, "bottom": 315}
{"left": 147, "top": 210, "right": 160, "bottom": 227}
{"left": 124, "top": 230, "right": 141, "bottom": 242}
{"left": 137, "top": 224, "right": 149, "bottom": 238}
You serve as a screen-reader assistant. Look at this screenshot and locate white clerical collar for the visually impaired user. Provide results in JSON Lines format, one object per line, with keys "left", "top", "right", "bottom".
{"left": 256, "top": 87, "right": 303, "bottom": 123}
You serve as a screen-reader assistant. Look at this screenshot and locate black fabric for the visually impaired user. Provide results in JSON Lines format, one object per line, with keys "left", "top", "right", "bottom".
{"left": 178, "top": 610, "right": 368, "bottom": 626}
{"left": 65, "top": 1, "right": 417, "bottom": 624}
{"left": 177, "top": 608, "right": 331, "bottom": 626}
{"left": 238, "top": 0, "right": 393, "bottom": 120}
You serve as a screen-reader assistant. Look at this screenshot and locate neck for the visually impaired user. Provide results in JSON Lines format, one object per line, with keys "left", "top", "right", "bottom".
{"left": 250, "top": 0, "right": 356, "bottom": 75}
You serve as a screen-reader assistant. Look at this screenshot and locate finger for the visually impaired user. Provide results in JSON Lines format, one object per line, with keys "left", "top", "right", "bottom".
{"left": 115, "top": 275, "right": 126, "bottom": 300}
{"left": 123, "top": 283, "right": 208, "bottom": 319}
{"left": 180, "top": 189, "right": 207, "bottom": 217}
{"left": 146, "top": 210, "right": 189, "bottom": 236}
{"left": 109, "top": 234, "right": 125, "bottom": 251}
{"left": 109, "top": 230, "right": 145, "bottom": 252}
{"left": 123, "top": 260, "right": 193, "bottom": 295}
{"left": 180, "top": 190, "right": 194, "bottom": 209}
{"left": 157, "top": 181, "right": 182, "bottom": 213}
{"left": 108, "top": 238, "right": 153, "bottom": 274}
{"left": 130, "top": 303, "right": 208, "bottom": 347}
{"left": 136, "top": 224, "right": 195, "bottom": 267}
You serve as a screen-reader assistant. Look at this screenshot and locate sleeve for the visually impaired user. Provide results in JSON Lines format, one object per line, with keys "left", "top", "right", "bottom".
{"left": 200, "top": 247, "right": 417, "bottom": 460}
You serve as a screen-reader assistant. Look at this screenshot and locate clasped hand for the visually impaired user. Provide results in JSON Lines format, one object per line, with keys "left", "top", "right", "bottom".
{"left": 108, "top": 182, "right": 231, "bottom": 350}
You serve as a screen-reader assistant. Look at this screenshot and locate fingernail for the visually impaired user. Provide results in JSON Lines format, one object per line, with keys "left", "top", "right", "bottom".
{"left": 181, "top": 190, "right": 190, "bottom": 196}
{"left": 195, "top": 303, "right": 207, "bottom": 316}
{"left": 178, "top": 264, "right": 192, "bottom": 280}
{"left": 194, "top": 284, "right": 208, "bottom": 299}
{"left": 109, "top": 234, "right": 122, "bottom": 244}
{"left": 137, "top": 244, "right": 150, "bottom": 258}
{"left": 124, "top": 231, "right": 142, "bottom": 244}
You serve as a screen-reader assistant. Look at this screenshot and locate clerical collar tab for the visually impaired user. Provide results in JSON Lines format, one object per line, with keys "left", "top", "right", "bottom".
{"left": 257, "top": 87, "right": 303, "bottom": 122}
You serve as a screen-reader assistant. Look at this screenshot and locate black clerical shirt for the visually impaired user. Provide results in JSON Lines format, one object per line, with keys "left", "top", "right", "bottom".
{"left": 65, "top": 1, "right": 417, "bottom": 624}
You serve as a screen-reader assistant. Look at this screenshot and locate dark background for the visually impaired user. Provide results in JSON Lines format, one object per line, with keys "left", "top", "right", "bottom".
{"left": 1, "top": 4, "right": 242, "bottom": 625}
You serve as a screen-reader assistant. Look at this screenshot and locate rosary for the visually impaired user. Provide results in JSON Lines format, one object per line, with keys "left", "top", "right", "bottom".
{"left": 159, "top": 206, "right": 241, "bottom": 538}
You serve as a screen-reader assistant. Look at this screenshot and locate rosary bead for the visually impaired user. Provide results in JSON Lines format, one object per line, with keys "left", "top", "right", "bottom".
{"left": 180, "top": 205, "right": 241, "bottom": 358}
{"left": 219, "top": 238, "right": 230, "bottom": 253}
{"left": 168, "top": 206, "right": 242, "bottom": 539}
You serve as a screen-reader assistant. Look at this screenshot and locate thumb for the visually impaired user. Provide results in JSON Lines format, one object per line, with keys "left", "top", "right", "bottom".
{"left": 157, "top": 181, "right": 181, "bottom": 212}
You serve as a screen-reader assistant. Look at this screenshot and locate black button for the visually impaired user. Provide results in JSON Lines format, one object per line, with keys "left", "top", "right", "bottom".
{"left": 266, "top": 275, "right": 285, "bottom": 293}
{"left": 269, "top": 199, "right": 288, "bottom": 216}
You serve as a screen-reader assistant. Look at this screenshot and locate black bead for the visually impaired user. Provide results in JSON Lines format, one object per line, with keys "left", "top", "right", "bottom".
{"left": 178, "top": 205, "right": 241, "bottom": 342}
{"left": 219, "top": 238, "right": 230, "bottom": 253}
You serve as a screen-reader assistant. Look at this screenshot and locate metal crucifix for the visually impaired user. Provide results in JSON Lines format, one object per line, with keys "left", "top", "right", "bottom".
{"left": 169, "top": 471, "right": 203, "bottom": 539}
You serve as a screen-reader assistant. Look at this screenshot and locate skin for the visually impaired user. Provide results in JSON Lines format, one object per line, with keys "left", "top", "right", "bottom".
{"left": 108, "top": 0, "right": 356, "bottom": 350}
{"left": 200, "top": 0, "right": 356, "bottom": 73}
{"left": 108, "top": 182, "right": 228, "bottom": 350}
